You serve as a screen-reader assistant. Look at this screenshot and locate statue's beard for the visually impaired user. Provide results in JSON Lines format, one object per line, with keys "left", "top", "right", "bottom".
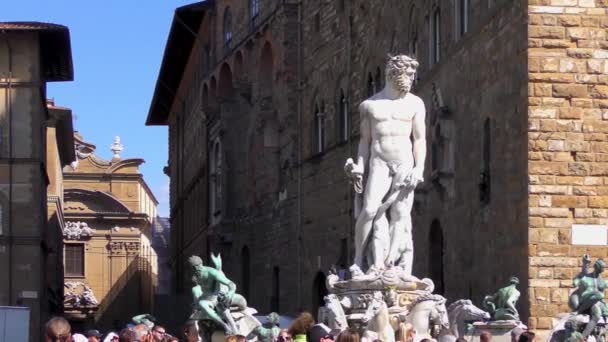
{"left": 389, "top": 75, "right": 412, "bottom": 95}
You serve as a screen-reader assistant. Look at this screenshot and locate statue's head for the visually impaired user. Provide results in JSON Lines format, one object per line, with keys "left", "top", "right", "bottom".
{"left": 267, "top": 312, "right": 280, "bottom": 325}
{"left": 188, "top": 255, "right": 204, "bottom": 278}
{"left": 594, "top": 259, "right": 606, "bottom": 273}
{"left": 385, "top": 54, "right": 419, "bottom": 95}
{"left": 509, "top": 276, "right": 520, "bottom": 285}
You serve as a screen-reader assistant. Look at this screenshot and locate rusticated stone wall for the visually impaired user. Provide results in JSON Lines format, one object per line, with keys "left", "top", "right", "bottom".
{"left": 528, "top": 0, "right": 608, "bottom": 334}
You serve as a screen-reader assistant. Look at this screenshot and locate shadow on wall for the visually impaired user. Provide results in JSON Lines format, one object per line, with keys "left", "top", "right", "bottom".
{"left": 94, "top": 256, "right": 155, "bottom": 331}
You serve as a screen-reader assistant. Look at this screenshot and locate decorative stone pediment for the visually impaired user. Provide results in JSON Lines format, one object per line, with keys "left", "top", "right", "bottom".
{"left": 64, "top": 188, "right": 132, "bottom": 214}
{"left": 64, "top": 221, "right": 94, "bottom": 240}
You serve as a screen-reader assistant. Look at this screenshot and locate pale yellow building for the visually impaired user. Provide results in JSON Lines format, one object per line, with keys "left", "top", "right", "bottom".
{"left": 62, "top": 133, "right": 158, "bottom": 331}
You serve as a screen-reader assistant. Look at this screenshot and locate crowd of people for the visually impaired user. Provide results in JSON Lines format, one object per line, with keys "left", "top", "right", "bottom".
{"left": 44, "top": 316, "right": 178, "bottom": 342}
{"left": 43, "top": 312, "right": 539, "bottom": 342}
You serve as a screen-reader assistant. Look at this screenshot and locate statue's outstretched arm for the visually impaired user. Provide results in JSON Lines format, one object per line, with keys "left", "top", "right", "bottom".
{"left": 210, "top": 269, "right": 236, "bottom": 296}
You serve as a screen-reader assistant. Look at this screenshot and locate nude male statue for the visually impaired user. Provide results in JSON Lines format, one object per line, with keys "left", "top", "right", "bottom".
{"left": 345, "top": 55, "right": 426, "bottom": 278}
{"left": 188, "top": 255, "right": 248, "bottom": 334}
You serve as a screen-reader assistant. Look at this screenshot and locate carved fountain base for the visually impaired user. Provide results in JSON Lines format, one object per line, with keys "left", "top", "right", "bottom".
{"left": 319, "top": 269, "right": 444, "bottom": 342}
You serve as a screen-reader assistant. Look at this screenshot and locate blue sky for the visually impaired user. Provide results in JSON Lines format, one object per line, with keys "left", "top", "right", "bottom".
{"left": 5, "top": 1, "right": 195, "bottom": 216}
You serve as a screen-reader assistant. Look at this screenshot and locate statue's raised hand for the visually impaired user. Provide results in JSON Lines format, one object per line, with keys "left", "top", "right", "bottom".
{"left": 583, "top": 254, "right": 591, "bottom": 265}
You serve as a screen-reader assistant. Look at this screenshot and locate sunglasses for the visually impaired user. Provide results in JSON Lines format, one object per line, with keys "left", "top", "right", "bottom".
{"left": 323, "top": 335, "right": 335, "bottom": 341}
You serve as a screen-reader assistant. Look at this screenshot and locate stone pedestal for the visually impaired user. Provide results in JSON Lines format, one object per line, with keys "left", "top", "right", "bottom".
{"left": 319, "top": 270, "right": 445, "bottom": 342}
{"left": 466, "top": 320, "right": 522, "bottom": 342}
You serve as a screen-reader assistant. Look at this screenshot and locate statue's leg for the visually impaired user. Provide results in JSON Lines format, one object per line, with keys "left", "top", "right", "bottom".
{"left": 353, "top": 160, "right": 391, "bottom": 271}
{"left": 386, "top": 190, "right": 414, "bottom": 273}
{"left": 582, "top": 303, "right": 602, "bottom": 338}
{"left": 372, "top": 213, "right": 390, "bottom": 270}
{"left": 569, "top": 293, "right": 580, "bottom": 312}
{"left": 200, "top": 301, "right": 232, "bottom": 333}
{"left": 230, "top": 294, "right": 248, "bottom": 311}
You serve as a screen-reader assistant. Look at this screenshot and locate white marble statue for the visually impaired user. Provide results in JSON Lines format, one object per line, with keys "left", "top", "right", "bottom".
{"left": 345, "top": 54, "right": 426, "bottom": 278}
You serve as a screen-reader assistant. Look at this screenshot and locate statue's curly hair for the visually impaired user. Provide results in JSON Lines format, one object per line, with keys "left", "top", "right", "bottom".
{"left": 385, "top": 54, "right": 419, "bottom": 76}
{"left": 188, "top": 255, "right": 203, "bottom": 267}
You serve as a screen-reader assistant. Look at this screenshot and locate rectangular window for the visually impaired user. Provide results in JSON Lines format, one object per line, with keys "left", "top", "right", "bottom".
{"left": 65, "top": 244, "right": 84, "bottom": 277}
{"left": 432, "top": 9, "right": 441, "bottom": 64}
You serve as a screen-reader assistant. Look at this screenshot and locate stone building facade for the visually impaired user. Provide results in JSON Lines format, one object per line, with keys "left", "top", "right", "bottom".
{"left": 0, "top": 22, "right": 74, "bottom": 341}
{"left": 148, "top": 0, "right": 608, "bottom": 335}
{"left": 62, "top": 133, "right": 159, "bottom": 332}
{"left": 527, "top": 0, "right": 608, "bottom": 333}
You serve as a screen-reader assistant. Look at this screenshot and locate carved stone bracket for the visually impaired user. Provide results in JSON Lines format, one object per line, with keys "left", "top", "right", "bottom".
{"left": 64, "top": 221, "right": 95, "bottom": 240}
{"left": 64, "top": 282, "right": 99, "bottom": 308}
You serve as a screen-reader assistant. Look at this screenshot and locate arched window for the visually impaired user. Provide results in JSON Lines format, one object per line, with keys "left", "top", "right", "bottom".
{"left": 271, "top": 266, "right": 280, "bottom": 312}
{"left": 367, "top": 73, "right": 375, "bottom": 97}
{"left": 241, "top": 246, "right": 251, "bottom": 299}
{"left": 455, "top": 0, "right": 469, "bottom": 39}
{"left": 314, "top": 102, "right": 326, "bottom": 154}
{"left": 201, "top": 84, "right": 209, "bottom": 109}
{"left": 374, "top": 67, "right": 383, "bottom": 93}
{"left": 429, "top": 220, "right": 445, "bottom": 295}
{"left": 249, "top": 0, "right": 261, "bottom": 28}
{"left": 218, "top": 63, "right": 234, "bottom": 98}
{"left": 223, "top": 7, "right": 233, "bottom": 49}
{"left": 210, "top": 140, "right": 222, "bottom": 220}
{"left": 312, "top": 272, "right": 328, "bottom": 318}
{"left": 431, "top": 8, "right": 441, "bottom": 64}
{"left": 338, "top": 90, "right": 349, "bottom": 143}
{"left": 260, "top": 42, "right": 274, "bottom": 90}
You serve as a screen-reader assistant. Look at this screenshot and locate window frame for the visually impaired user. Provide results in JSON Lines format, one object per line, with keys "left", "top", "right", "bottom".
{"left": 64, "top": 242, "right": 85, "bottom": 278}
{"left": 338, "top": 90, "right": 349, "bottom": 144}
{"left": 431, "top": 8, "right": 441, "bottom": 64}
{"left": 314, "top": 103, "right": 326, "bottom": 154}
{"left": 223, "top": 7, "right": 233, "bottom": 50}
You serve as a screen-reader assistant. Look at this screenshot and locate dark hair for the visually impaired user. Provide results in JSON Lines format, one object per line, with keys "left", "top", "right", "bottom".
{"left": 336, "top": 329, "right": 360, "bottom": 342}
{"left": 456, "top": 338, "right": 467, "bottom": 342}
{"left": 518, "top": 332, "right": 536, "bottom": 342}
{"left": 119, "top": 329, "right": 137, "bottom": 342}
{"left": 480, "top": 331, "right": 492, "bottom": 342}
{"left": 287, "top": 312, "right": 315, "bottom": 336}
{"left": 420, "top": 339, "right": 431, "bottom": 342}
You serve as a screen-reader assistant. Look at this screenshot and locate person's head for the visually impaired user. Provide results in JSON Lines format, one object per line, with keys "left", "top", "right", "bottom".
{"left": 308, "top": 324, "right": 336, "bottom": 342}
{"left": 151, "top": 326, "right": 166, "bottom": 342}
{"left": 455, "top": 338, "right": 467, "bottom": 342}
{"left": 86, "top": 330, "right": 103, "bottom": 342}
{"left": 45, "top": 317, "right": 72, "bottom": 342}
{"left": 480, "top": 330, "right": 492, "bottom": 342}
{"left": 103, "top": 332, "right": 119, "bottom": 342}
{"left": 336, "top": 329, "right": 359, "bottom": 342}
{"left": 385, "top": 55, "right": 419, "bottom": 95}
{"left": 510, "top": 326, "right": 525, "bottom": 342}
{"left": 277, "top": 329, "right": 293, "bottom": 342}
{"left": 118, "top": 329, "right": 137, "bottom": 342}
{"left": 225, "top": 335, "right": 247, "bottom": 342}
{"left": 287, "top": 312, "right": 315, "bottom": 337}
{"left": 518, "top": 332, "right": 535, "bottom": 342}
{"left": 594, "top": 259, "right": 606, "bottom": 274}
{"left": 184, "top": 320, "right": 201, "bottom": 342}
{"left": 419, "top": 339, "right": 431, "bottom": 342}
